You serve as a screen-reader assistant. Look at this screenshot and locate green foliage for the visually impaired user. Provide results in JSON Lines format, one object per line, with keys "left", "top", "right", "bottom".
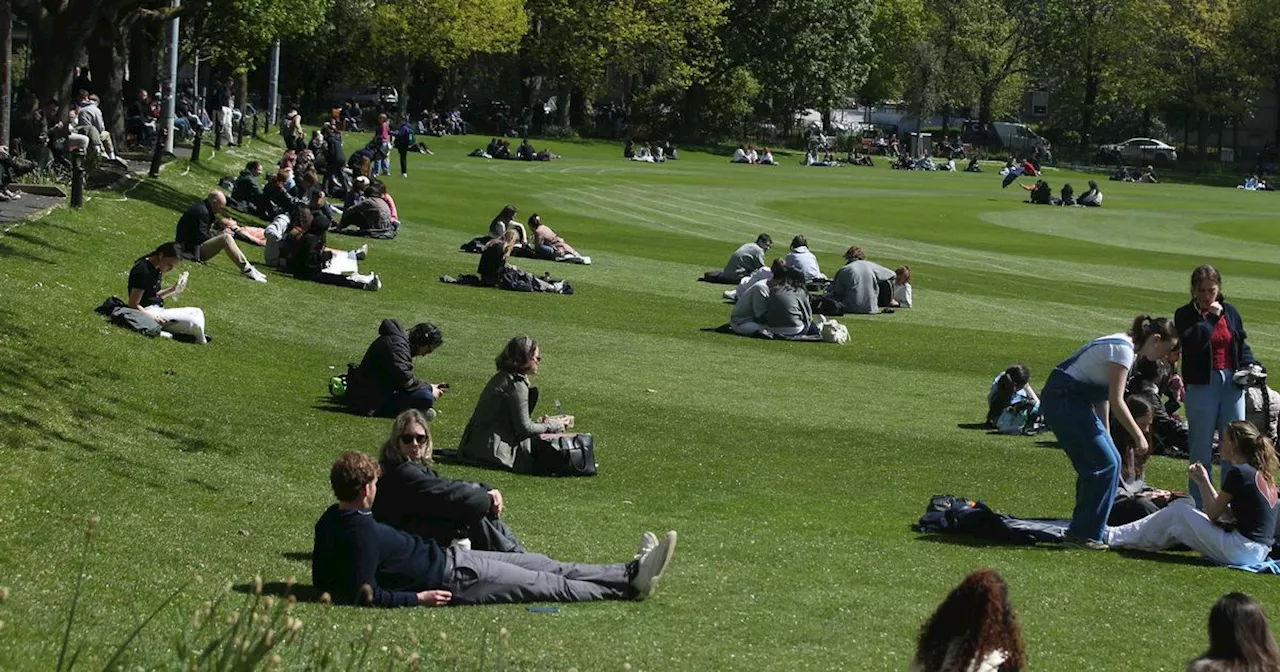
{"left": 728, "top": 0, "right": 874, "bottom": 125}
{"left": 928, "top": 0, "right": 1036, "bottom": 124}
{"left": 368, "top": 0, "right": 528, "bottom": 69}
{"left": 181, "top": 0, "right": 334, "bottom": 70}
{"left": 858, "top": 0, "right": 928, "bottom": 105}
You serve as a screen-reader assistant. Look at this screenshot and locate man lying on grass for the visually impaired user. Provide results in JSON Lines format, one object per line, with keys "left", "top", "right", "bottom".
{"left": 312, "top": 451, "right": 678, "bottom": 606}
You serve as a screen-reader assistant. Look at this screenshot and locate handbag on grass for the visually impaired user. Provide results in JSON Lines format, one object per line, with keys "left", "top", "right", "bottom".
{"left": 532, "top": 433, "right": 597, "bottom": 476}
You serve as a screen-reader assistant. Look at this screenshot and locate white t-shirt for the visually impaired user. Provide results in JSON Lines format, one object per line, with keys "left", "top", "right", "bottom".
{"left": 1061, "top": 333, "right": 1135, "bottom": 387}
{"left": 894, "top": 282, "right": 912, "bottom": 308}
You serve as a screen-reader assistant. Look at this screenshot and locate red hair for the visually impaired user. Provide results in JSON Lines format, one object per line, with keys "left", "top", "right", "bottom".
{"left": 912, "top": 569, "right": 1026, "bottom": 672}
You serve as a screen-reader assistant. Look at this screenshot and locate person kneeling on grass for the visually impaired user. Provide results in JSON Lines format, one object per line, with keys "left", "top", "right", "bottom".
{"left": 373, "top": 410, "right": 527, "bottom": 552}
{"left": 1107, "top": 420, "right": 1278, "bottom": 566}
{"left": 345, "top": 320, "right": 447, "bottom": 417}
{"left": 313, "top": 451, "right": 678, "bottom": 607}
{"left": 127, "top": 242, "right": 208, "bottom": 344}
{"left": 174, "top": 190, "right": 268, "bottom": 282}
{"left": 701, "top": 234, "right": 772, "bottom": 284}
{"left": 729, "top": 259, "right": 782, "bottom": 336}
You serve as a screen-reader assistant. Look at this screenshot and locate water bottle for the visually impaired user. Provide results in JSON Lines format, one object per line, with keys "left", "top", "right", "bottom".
{"left": 553, "top": 399, "right": 563, "bottom": 414}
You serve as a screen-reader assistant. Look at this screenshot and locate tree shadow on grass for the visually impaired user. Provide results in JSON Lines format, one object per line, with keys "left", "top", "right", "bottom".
{"left": 1111, "top": 549, "right": 1216, "bottom": 568}
{"left": 0, "top": 238, "right": 53, "bottom": 263}
{"left": 121, "top": 176, "right": 203, "bottom": 216}
{"left": 149, "top": 426, "right": 240, "bottom": 456}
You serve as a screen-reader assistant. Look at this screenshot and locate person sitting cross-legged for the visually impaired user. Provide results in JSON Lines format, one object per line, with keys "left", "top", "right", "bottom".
{"left": 701, "top": 234, "right": 772, "bottom": 284}
{"left": 174, "top": 190, "right": 268, "bottom": 282}
{"left": 344, "top": 320, "right": 446, "bottom": 417}
{"left": 312, "top": 451, "right": 679, "bottom": 606}
{"left": 373, "top": 410, "right": 527, "bottom": 552}
{"left": 126, "top": 242, "right": 209, "bottom": 344}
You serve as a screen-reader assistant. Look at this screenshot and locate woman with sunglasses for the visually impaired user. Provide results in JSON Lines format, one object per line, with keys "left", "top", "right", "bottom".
{"left": 373, "top": 410, "right": 525, "bottom": 552}
{"left": 458, "top": 337, "right": 574, "bottom": 473}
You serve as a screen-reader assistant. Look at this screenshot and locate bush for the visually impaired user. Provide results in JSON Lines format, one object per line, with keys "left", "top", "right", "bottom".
{"left": 540, "top": 125, "right": 580, "bottom": 140}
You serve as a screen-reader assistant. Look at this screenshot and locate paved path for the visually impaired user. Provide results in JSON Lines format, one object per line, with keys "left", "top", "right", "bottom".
{"left": 0, "top": 192, "right": 63, "bottom": 225}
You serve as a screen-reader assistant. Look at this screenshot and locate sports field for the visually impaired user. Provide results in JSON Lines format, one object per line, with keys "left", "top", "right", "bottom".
{"left": 1, "top": 135, "right": 1278, "bottom": 669}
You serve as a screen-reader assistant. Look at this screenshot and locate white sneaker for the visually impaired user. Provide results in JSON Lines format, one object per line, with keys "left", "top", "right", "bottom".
{"left": 723, "top": 290, "right": 738, "bottom": 301}
{"left": 631, "top": 531, "right": 677, "bottom": 600}
{"left": 364, "top": 274, "right": 382, "bottom": 291}
{"left": 579, "top": 256, "right": 591, "bottom": 265}
{"left": 634, "top": 531, "right": 658, "bottom": 560}
{"left": 351, "top": 244, "right": 368, "bottom": 261}
{"left": 243, "top": 266, "right": 268, "bottom": 283}
{"left": 402, "top": 173, "right": 408, "bottom": 178}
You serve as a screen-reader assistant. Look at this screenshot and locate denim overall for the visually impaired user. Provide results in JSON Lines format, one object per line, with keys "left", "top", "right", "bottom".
{"left": 1040, "top": 337, "right": 1131, "bottom": 542}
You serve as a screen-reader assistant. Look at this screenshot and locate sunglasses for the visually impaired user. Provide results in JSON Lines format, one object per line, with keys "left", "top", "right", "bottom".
{"left": 399, "top": 433, "right": 428, "bottom": 445}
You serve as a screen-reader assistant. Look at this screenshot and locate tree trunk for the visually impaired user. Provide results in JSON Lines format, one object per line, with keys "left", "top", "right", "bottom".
{"left": 1196, "top": 110, "right": 1208, "bottom": 164}
{"left": 398, "top": 60, "right": 410, "bottom": 118}
{"left": 941, "top": 105, "right": 951, "bottom": 137}
{"left": 977, "top": 86, "right": 995, "bottom": 126}
{"left": 1274, "top": 76, "right": 1280, "bottom": 147}
{"left": 26, "top": 13, "right": 94, "bottom": 106}
{"left": 235, "top": 71, "right": 248, "bottom": 114}
{"left": 0, "top": 0, "right": 11, "bottom": 146}
{"left": 87, "top": 7, "right": 131, "bottom": 139}
{"left": 127, "top": 19, "right": 159, "bottom": 96}
{"left": 555, "top": 84, "right": 571, "bottom": 127}
{"left": 1081, "top": 74, "right": 1098, "bottom": 149}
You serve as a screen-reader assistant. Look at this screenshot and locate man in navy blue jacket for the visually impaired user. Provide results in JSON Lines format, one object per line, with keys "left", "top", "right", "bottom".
{"left": 312, "top": 451, "right": 678, "bottom": 607}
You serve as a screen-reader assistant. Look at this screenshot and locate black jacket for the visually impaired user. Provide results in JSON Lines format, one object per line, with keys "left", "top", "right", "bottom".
{"left": 231, "top": 170, "right": 262, "bottom": 204}
{"left": 175, "top": 199, "right": 214, "bottom": 258}
{"left": 287, "top": 231, "right": 330, "bottom": 277}
{"left": 345, "top": 319, "right": 425, "bottom": 414}
{"left": 1175, "top": 300, "right": 1255, "bottom": 385}
{"left": 371, "top": 459, "right": 492, "bottom": 546}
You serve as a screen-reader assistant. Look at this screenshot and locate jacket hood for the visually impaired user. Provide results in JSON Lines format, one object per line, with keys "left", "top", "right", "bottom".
{"left": 379, "top": 318, "right": 407, "bottom": 338}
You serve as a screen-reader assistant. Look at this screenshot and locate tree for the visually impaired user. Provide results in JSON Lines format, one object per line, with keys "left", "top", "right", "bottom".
{"left": 929, "top": 0, "right": 1037, "bottom": 126}
{"left": 727, "top": 0, "right": 874, "bottom": 134}
{"left": 12, "top": 0, "right": 168, "bottom": 106}
{"left": 1234, "top": 0, "right": 1280, "bottom": 147}
{"left": 369, "top": 0, "right": 527, "bottom": 115}
{"left": 858, "top": 0, "right": 927, "bottom": 106}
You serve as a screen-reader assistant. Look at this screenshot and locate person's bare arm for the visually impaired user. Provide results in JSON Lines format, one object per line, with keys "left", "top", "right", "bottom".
{"left": 1109, "top": 363, "right": 1146, "bottom": 453}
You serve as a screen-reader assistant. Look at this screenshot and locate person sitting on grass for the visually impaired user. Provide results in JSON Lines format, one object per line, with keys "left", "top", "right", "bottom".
{"left": 373, "top": 410, "right": 526, "bottom": 552}
{"left": 1079, "top": 180, "right": 1103, "bottom": 207}
{"left": 700, "top": 234, "right": 772, "bottom": 284}
{"left": 765, "top": 266, "right": 818, "bottom": 337}
{"left": 825, "top": 246, "right": 881, "bottom": 315}
{"left": 312, "top": 451, "right": 678, "bottom": 606}
{"left": 783, "top": 235, "right": 824, "bottom": 282}
{"left": 731, "top": 145, "right": 751, "bottom": 163}
{"left": 1107, "top": 420, "right": 1278, "bottom": 566}
{"left": 1106, "top": 395, "right": 1191, "bottom": 526}
{"left": 529, "top": 214, "right": 589, "bottom": 263}
{"left": 344, "top": 320, "right": 446, "bottom": 418}
{"left": 126, "top": 242, "right": 208, "bottom": 344}
{"left": 1020, "top": 179, "right": 1054, "bottom": 205}
{"left": 1138, "top": 165, "right": 1159, "bottom": 183}
{"left": 335, "top": 186, "right": 393, "bottom": 236}
{"left": 230, "top": 161, "right": 265, "bottom": 216}
{"left": 458, "top": 337, "right": 574, "bottom": 473}
{"left": 174, "top": 190, "right": 268, "bottom": 283}
{"left": 965, "top": 157, "right": 982, "bottom": 172}
{"left": 729, "top": 259, "right": 782, "bottom": 336}
{"left": 759, "top": 147, "right": 779, "bottom": 165}
{"left": 1059, "top": 183, "right": 1077, "bottom": 206}
{"left": 986, "top": 364, "right": 1040, "bottom": 432}
{"left": 892, "top": 265, "right": 913, "bottom": 308}
{"left": 909, "top": 568, "right": 1026, "bottom": 672}
{"left": 284, "top": 207, "right": 382, "bottom": 291}
{"left": 1188, "top": 593, "right": 1280, "bottom": 671}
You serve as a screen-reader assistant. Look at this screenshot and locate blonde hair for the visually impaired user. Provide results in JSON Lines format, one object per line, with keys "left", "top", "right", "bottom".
{"left": 379, "top": 409, "right": 433, "bottom": 466}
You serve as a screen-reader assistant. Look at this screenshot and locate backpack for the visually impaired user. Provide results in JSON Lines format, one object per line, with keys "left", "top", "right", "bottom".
{"left": 995, "top": 398, "right": 1044, "bottom": 435}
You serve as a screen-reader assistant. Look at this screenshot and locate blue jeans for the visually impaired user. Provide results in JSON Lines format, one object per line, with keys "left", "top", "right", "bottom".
{"left": 1185, "top": 370, "right": 1245, "bottom": 507}
{"left": 380, "top": 386, "right": 435, "bottom": 417}
{"left": 1042, "top": 372, "right": 1119, "bottom": 542}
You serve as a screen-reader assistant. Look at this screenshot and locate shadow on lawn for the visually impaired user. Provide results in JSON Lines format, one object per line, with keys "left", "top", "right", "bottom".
{"left": 123, "top": 175, "right": 204, "bottom": 215}
{"left": 232, "top": 580, "right": 327, "bottom": 603}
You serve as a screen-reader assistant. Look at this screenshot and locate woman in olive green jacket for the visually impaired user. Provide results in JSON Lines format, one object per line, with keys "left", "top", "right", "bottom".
{"left": 458, "top": 337, "right": 573, "bottom": 472}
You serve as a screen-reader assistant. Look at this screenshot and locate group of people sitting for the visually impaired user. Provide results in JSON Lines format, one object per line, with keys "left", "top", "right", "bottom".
{"left": 1237, "top": 174, "right": 1275, "bottom": 191}
{"left": 1112, "top": 165, "right": 1159, "bottom": 183}
{"left": 443, "top": 205, "right": 582, "bottom": 294}
{"left": 625, "top": 139, "right": 678, "bottom": 163}
{"left": 1018, "top": 179, "right": 1104, "bottom": 206}
{"left": 704, "top": 235, "right": 913, "bottom": 337}
{"left": 891, "top": 154, "right": 960, "bottom": 171}
{"left": 470, "top": 137, "right": 559, "bottom": 161}
{"left": 312, "top": 409, "right": 678, "bottom": 607}
{"left": 731, "top": 145, "right": 779, "bottom": 165}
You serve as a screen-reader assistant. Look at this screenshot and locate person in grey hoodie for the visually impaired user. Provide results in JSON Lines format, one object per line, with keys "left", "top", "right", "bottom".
{"left": 827, "top": 246, "right": 881, "bottom": 314}
{"left": 766, "top": 266, "right": 817, "bottom": 336}
{"left": 730, "top": 259, "right": 783, "bottom": 336}
{"left": 783, "top": 235, "right": 824, "bottom": 282}
{"left": 701, "top": 234, "right": 772, "bottom": 284}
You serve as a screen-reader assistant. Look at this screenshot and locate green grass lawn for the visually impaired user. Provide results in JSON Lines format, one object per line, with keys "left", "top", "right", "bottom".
{"left": 1, "top": 133, "right": 1279, "bottom": 670}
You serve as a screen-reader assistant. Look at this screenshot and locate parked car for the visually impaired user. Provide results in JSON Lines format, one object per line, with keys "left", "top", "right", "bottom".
{"left": 961, "top": 121, "right": 1052, "bottom": 160}
{"left": 342, "top": 85, "right": 399, "bottom": 108}
{"left": 1098, "top": 137, "right": 1178, "bottom": 165}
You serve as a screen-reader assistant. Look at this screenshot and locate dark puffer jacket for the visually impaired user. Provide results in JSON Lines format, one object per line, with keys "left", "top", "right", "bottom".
{"left": 345, "top": 319, "right": 425, "bottom": 415}
{"left": 372, "top": 459, "right": 491, "bottom": 546}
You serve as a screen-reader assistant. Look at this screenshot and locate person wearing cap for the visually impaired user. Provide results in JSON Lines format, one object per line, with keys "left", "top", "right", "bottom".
{"left": 345, "top": 319, "right": 447, "bottom": 417}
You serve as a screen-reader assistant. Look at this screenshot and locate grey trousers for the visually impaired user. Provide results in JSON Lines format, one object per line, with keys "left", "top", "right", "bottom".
{"left": 441, "top": 547, "right": 633, "bottom": 605}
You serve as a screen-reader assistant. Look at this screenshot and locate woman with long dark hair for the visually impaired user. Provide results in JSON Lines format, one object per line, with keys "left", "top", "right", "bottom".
{"left": 910, "top": 569, "right": 1026, "bottom": 672}
{"left": 986, "top": 365, "right": 1038, "bottom": 429}
{"left": 1040, "top": 315, "right": 1178, "bottom": 549}
{"left": 1188, "top": 593, "right": 1280, "bottom": 671}
{"left": 1176, "top": 265, "right": 1257, "bottom": 507}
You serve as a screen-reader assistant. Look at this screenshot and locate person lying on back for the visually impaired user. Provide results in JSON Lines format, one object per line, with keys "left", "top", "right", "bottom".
{"left": 345, "top": 320, "right": 446, "bottom": 417}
